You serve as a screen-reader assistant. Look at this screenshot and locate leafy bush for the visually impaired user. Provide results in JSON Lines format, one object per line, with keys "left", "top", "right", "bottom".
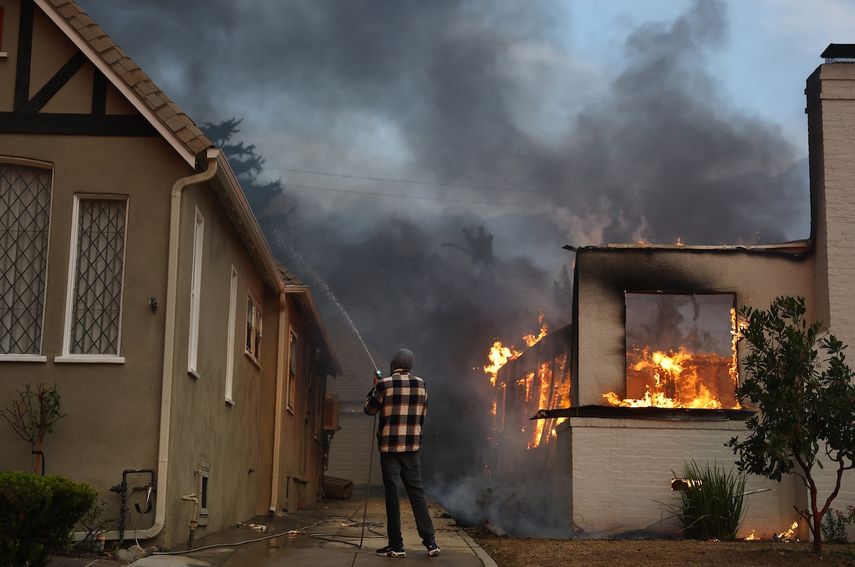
{"left": 674, "top": 460, "right": 746, "bottom": 540}
{"left": 729, "top": 297, "right": 855, "bottom": 554}
{"left": 821, "top": 508, "right": 853, "bottom": 543}
{"left": 0, "top": 471, "right": 96, "bottom": 567}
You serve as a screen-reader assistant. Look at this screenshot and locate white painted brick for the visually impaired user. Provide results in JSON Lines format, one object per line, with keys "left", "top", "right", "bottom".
{"left": 563, "top": 418, "right": 803, "bottom": 538}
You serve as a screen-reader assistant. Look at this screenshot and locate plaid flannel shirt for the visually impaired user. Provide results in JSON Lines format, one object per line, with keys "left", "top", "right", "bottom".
{"left": 364, "top": 372, "right": 428, "bottom": 453}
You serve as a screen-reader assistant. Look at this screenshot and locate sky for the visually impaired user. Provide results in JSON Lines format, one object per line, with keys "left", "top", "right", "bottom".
{"left": 77, "top": 0, "right": 853, "bottom": 510}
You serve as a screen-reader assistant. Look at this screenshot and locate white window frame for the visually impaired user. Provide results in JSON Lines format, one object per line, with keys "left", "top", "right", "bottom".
{"left": 225, "top": 266, "right": 238, "bottom": 405}
{"left": 56, "top": 194, "right": 128, "bottom": 364}
{"left": 244, "top": 291, "right": 262, "bottom": 366}
{"left": 0, "top": 157, "right": 54, "bottom": 363}
{"left": 187, "top": 207, "right": 204, "bottom": 378}
{"left": 286, "top": 327, "right": 297, "bottom": 414}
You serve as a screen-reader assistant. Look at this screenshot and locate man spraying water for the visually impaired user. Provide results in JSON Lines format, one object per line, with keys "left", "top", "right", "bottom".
{"left": 364, "top": 348, "right": 440, "bottom": 558}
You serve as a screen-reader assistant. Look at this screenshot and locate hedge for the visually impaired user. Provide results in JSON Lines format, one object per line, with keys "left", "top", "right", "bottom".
{"left": 0, "top": 471, "right": 96, "bottom": 567}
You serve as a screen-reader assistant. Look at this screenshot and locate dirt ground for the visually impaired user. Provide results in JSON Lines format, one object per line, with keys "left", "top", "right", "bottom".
{"left": 472, "top": 536, "right": 855, "bottom": 567}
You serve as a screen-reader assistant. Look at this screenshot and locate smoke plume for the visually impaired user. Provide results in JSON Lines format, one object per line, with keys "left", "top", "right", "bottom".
{"left": 81, "top": 0, "right": 811, "bottom": 534}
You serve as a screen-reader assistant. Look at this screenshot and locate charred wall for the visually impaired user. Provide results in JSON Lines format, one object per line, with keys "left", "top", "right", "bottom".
{"left": 572, "top": 247, "right": 814, "bottom": 406}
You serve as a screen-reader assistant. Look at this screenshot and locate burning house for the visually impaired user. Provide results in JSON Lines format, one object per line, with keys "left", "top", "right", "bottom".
{"left": 487, "top": 45, "right": 855, "bottom": 540}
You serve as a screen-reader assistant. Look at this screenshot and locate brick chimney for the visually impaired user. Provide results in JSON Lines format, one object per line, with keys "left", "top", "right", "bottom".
{"left": 806, "top": 44, "right": 855, "bottom": 345}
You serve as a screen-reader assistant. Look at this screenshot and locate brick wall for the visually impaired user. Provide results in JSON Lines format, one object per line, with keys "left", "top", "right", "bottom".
{"left": 563, "top": 417, "right": 804, "bottom": 538}
{"left": 807, "top": 62, "right": 855, "bottom": 539}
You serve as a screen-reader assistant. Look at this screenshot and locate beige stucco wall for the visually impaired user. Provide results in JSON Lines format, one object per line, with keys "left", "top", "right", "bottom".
{"left": 0, "top": 0, "right": 22, "bottom": 110}
{"left": 161, "top": 180, "right": 279, "bottom": 544}
{"left": 806, "top": 62, "right": 855, "bottom": 537}
{"left": 278, "top": 298, "right": 325, "bottom": 511}
{"left": 562, "top": 417, "right": 804, "bottom": 538}
{"left": 0, "top": 131, "right": 183, "bottom": 506}
{"left": 573, "top": 248, "right": 815, "bottom": 407}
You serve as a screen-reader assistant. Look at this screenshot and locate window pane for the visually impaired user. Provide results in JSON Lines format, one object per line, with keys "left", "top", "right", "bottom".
{"left": 0, "top": 164, "right": 51, "bottom": 354}
{"left": 70, "top": 198, "right": 126, "bottom": 355}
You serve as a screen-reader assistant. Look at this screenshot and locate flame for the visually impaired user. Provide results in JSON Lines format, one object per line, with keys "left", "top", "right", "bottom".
{"left": 483, "top": 341, "right": 521, "bottom": 386}
{"left": 483, "top": 314, "right": 569, "bottom": 451}
{"left": 675, "top": 236, "right": 684, "bottom": 246}
{"left": 745, "top": 530, "right": 758, "bottom": 541}
{"left": 604, "top": 340, "right": 741, "bottom": 409}
{"left": 526, "top": 361, "right": 571, "bottom": 449}
{"left": 528, "top": 362, "right": 552, "bottom": 448}
{"left": 523, "top": 313, "right": 548, "bottom": 347}
{"left": 774, "top": 521, "right": 799, "bottom": 542}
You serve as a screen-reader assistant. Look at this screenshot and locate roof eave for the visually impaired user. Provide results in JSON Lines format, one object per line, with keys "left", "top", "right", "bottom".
{"left": 565, "top": 239, "right": 812, "bottom": 255}
{"left": 206, "top": 149, "right": 285, "bottom": 292}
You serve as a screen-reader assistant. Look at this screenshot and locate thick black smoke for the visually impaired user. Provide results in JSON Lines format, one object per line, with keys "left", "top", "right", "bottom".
{"left": 81, "top": 0, "right": 811, "bottom": 532}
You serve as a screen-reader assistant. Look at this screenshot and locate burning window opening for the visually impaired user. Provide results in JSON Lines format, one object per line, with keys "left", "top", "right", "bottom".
{"left": 604, "top": 293, "right": 741, "bottom": 409}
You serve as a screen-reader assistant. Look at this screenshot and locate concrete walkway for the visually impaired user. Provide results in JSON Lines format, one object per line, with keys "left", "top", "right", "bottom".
{"left": 129, "top": 491, "right": 496, "bottom": 567}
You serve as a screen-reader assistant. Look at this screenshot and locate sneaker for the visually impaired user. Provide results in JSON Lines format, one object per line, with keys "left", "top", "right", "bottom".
{"left": 426, "top": 541, "right": 441, "bottom": 557}
{"left": 376, "top": 545, "right": 406, "bottom": 558}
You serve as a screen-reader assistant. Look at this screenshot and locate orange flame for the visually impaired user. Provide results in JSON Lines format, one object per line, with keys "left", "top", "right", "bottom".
{"left": 744, "top": 530, "right": 758, "bottom": 541}
{"left": 775, "top": 521, "right": 799, "bottom": 542}
{"left": 523, "top": 313, "right": 548, "bottom": 348}
{"left": 604, "top": 308, "right": 741, "bottom": 409}
{"left": 483, "top": 314, "right": 569, "bottom": 451}
{"left": 483, "top": 341, "right": 521, "bottom": 386}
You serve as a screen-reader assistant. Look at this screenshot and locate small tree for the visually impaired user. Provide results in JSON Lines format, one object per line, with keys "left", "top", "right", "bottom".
{"left": 728, "top": 296, "right": 855, "bottom": 554}
{"left": 1, "top": 383, "right": 66, "bottom": 475}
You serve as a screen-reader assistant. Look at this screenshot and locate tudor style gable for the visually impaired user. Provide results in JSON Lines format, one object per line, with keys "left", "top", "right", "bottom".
{"left": 0, "top": 0, "right": 155, "bottom": 136}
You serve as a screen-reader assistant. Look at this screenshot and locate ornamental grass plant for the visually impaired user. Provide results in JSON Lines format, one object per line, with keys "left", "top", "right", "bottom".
{"left": 675, "top": 460, "right": 746, "bottom": 541}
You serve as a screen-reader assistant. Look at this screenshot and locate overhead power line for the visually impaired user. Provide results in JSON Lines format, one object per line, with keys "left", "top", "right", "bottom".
{"left": 266, "top": 165, "right": 549, "bottom": 195}
{"left": 280, "top": 181, "right": 533, "bottom": 207}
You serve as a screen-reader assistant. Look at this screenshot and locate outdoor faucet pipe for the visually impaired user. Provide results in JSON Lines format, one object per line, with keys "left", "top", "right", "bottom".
{"left": 72, "top": 155, "right": 219, "bottom": 543}
{"left": 109, "top": 469, "right": 155, "bottom": 545}
{"left": 181, "top": 493, "right": 200, "bottom": 548}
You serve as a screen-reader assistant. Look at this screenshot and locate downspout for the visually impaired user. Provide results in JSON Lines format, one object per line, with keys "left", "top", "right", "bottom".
{"left": 269, "top": 291, "right": 288, "bottom": 512}
{"left": 74, "top": 157, "right": 219, "bottom": 542}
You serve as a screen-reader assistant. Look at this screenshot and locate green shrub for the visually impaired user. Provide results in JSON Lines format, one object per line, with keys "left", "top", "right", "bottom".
{"left": 821, "top": 508, "right": 852, "bottom": 543}
{"left": 674, "top": 460, "right": 746, "bottom": 541}
{"left": 0, "top": 471, "right": 96, "bottom": 567}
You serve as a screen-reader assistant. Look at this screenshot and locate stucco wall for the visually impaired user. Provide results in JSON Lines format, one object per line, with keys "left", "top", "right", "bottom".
{"left": 562, "top": 417, "right": 804, "bottom": 538}
{"left": 162, "top": 181, "right": 276, "bottom": 544}
{"left": 0, "top": 0, "right": 21, "bottom": 110}
{"left": 276, "top": 297, "right": 326, "bottom": 511}
{"left": 573, "top": 248, "right": 815, "bottom": 406}
{"left": 0, "top": 131, "right": 183, "bottom": 514}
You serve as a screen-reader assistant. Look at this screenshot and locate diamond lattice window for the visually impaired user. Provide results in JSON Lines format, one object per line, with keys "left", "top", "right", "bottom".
{"left": 69, "top": 197, "right": 127, "bottom": 355}
{"left": 0, "top": 162, "right": 52, "bottom": 355}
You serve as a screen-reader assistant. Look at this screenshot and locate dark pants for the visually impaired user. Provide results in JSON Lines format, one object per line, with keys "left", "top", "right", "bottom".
{"left": 380, "top": 451, "right": 435, "bottom": 548}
